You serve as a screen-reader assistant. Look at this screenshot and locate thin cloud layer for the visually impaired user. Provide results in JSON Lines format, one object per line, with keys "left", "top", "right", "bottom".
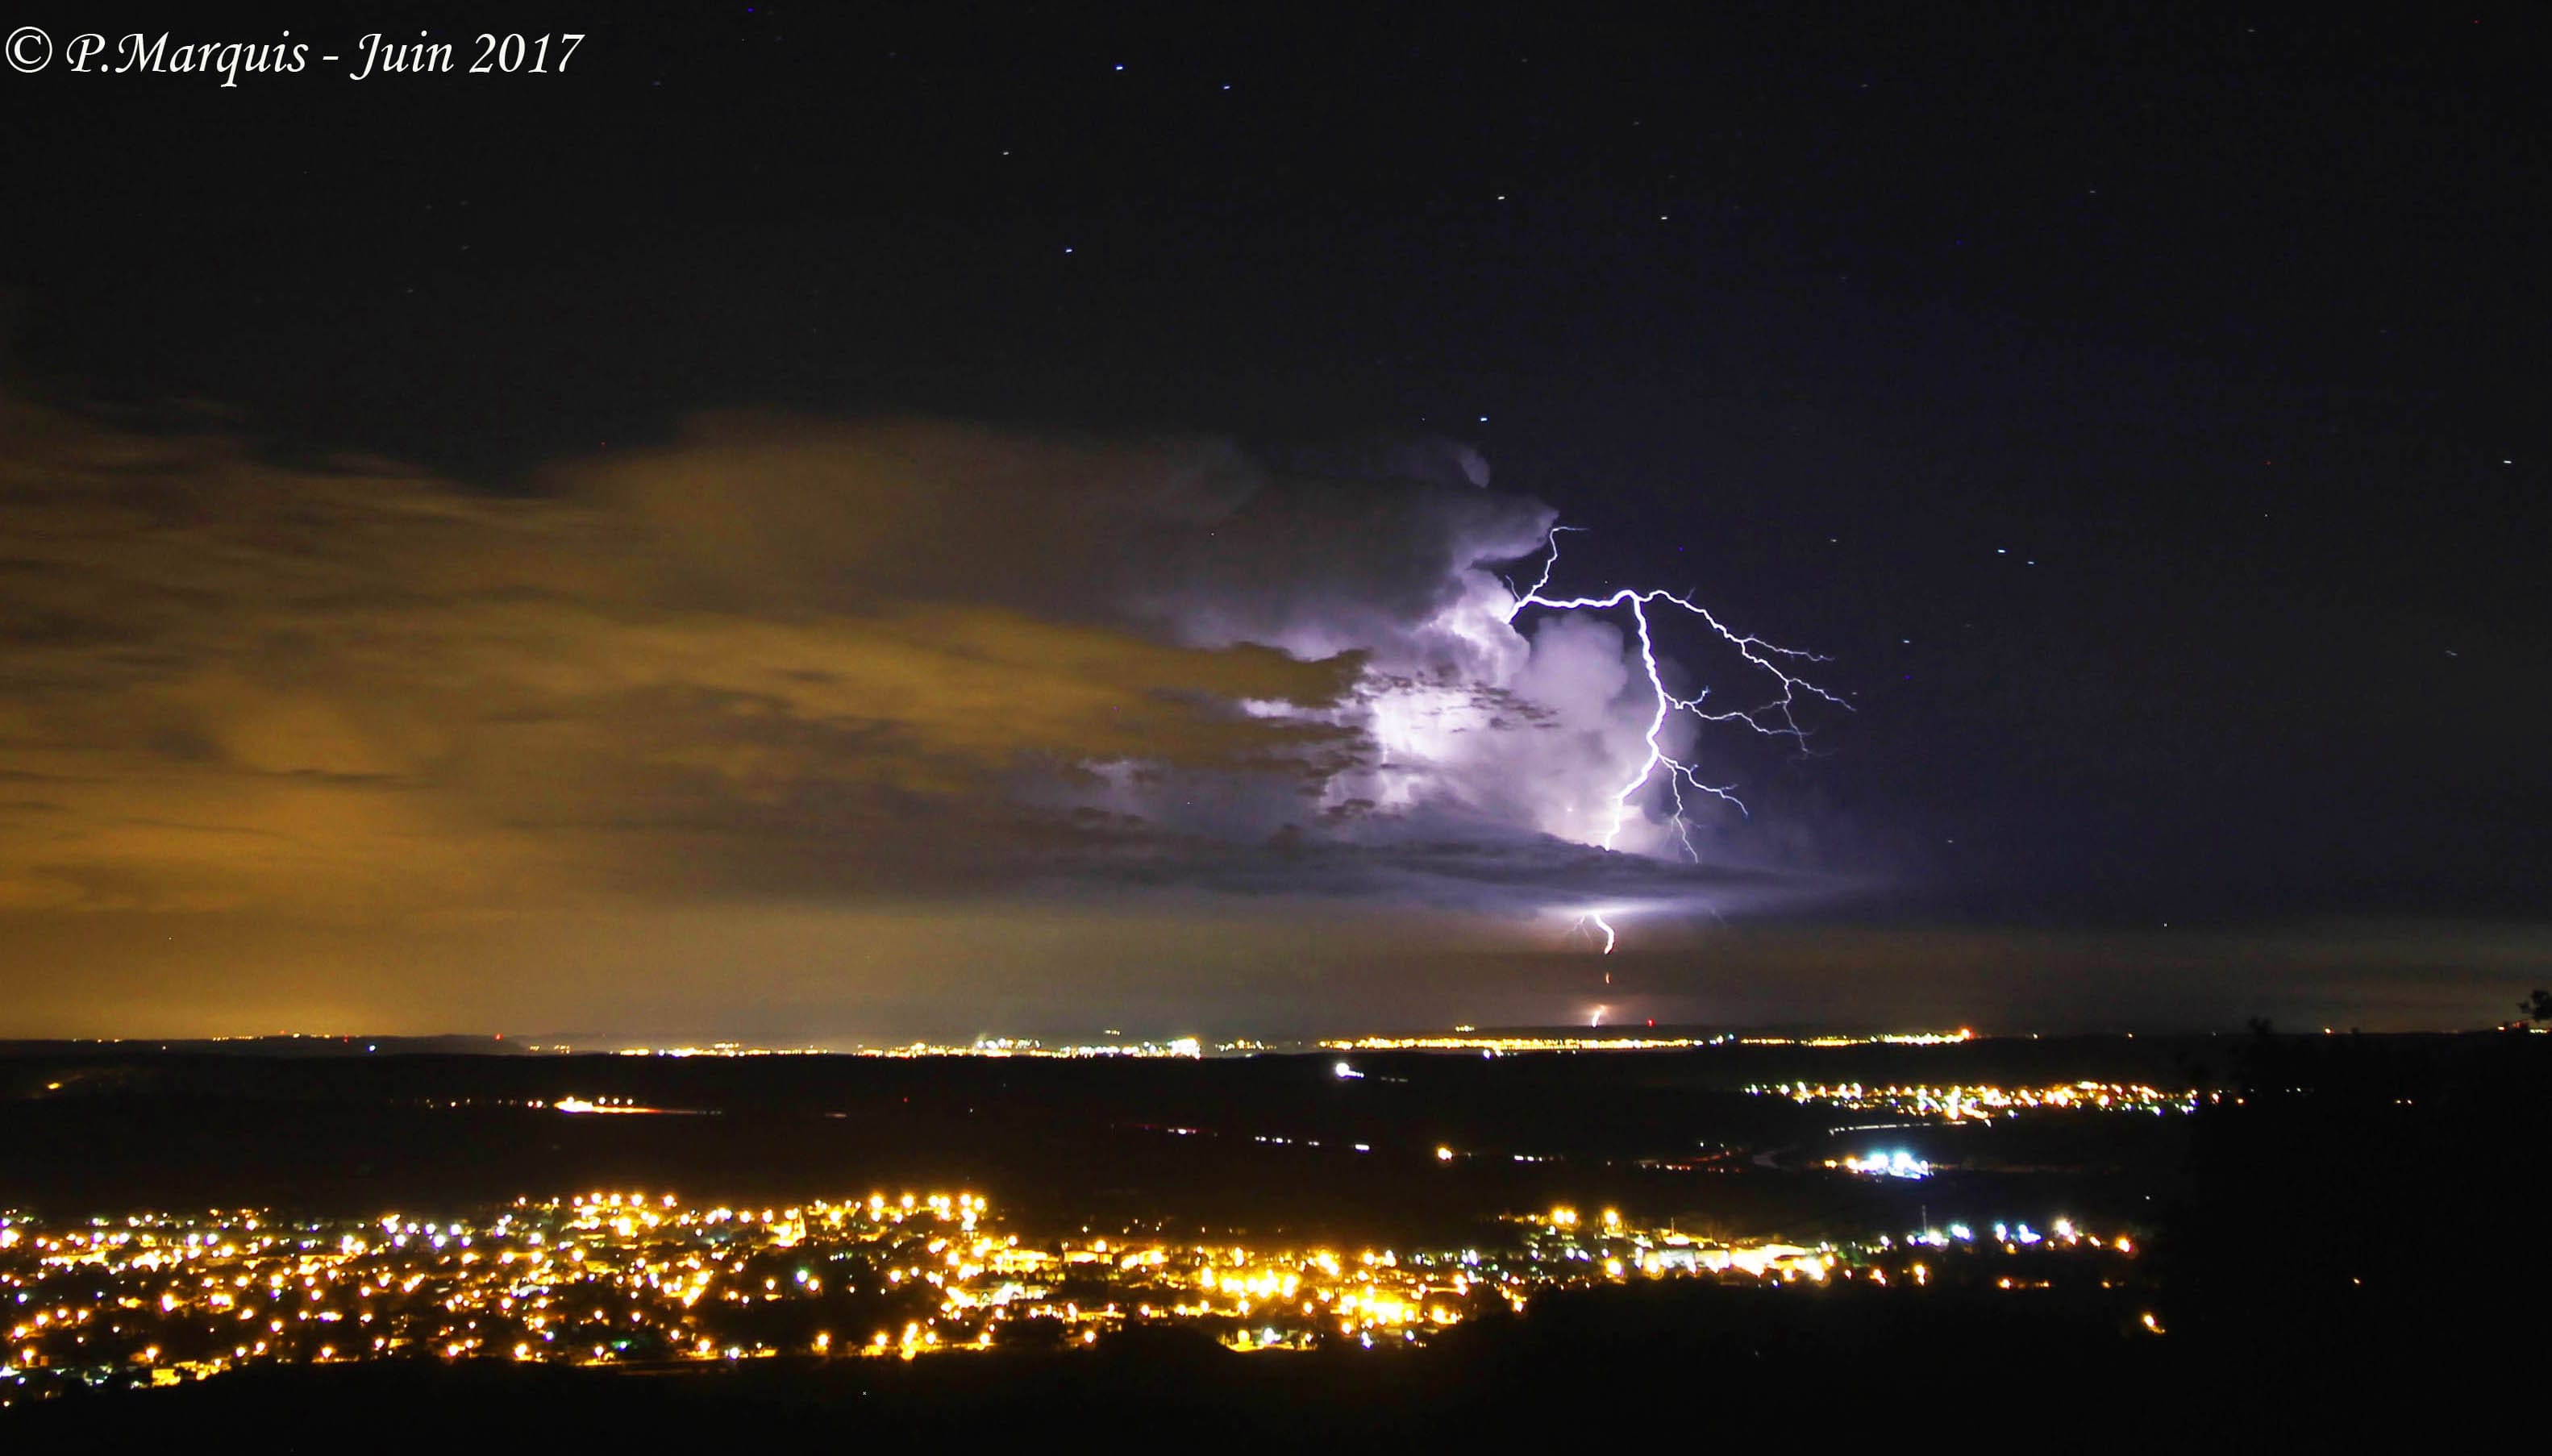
{"left": 0, "top": 401, "right": 1375, "bottom": 914}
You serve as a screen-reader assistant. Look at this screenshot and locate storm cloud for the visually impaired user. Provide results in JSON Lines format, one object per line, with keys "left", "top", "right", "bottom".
{"left": 0, "top": 392, "right": 1841, "bottom": 1011}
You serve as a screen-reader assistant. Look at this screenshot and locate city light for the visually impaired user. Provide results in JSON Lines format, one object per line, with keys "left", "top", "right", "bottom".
{"left": 0, "top": 1192, "right": 2150, "bottom": 1404}
{"left": 1755, "top": 1080, "right": 2218, "bottom": 1120}
{"left": 1322, "top": 1029, "right": 1977, "bottom": 1055}
{"left": 1835, "top": 1150, "right": 1933, "bottom": 1179}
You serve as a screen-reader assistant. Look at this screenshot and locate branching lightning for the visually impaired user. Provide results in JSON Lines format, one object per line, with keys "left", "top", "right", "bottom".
{"left": 1505, "top": 526, "right": 1848, "bottom": 957}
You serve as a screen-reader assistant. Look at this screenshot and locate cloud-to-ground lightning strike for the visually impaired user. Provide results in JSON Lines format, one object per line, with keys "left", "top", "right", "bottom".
{"left": 1505, "top": 527, "right": 1848, "bottom": 961}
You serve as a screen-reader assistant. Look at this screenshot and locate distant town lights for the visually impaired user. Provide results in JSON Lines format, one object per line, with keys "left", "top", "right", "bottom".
{"left": 1838, "top": 1150, "right": 1932, "bottom": 1179}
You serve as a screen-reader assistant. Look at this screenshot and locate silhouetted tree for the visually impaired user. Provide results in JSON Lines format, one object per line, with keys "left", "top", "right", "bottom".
{"left": 2521, "top": 988, "right": 2552, "bottom": 1025}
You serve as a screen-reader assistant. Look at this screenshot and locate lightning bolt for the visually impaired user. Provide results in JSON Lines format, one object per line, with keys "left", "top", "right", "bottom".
{"left": 1506, "top": 526, "right": 1847, "bottom": 957}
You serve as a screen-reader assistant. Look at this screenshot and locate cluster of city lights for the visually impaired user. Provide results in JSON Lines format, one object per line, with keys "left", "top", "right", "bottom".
{"left": 0, "top": 1192, "right": 2150, "bottom": 1404}
{"left": 1324, "top": 1034, "right": 1731, "bottom": 1055}
{"left": 522, "top": 1038, "right": 1211, "bottom": 1059}
{"left": 1888, "top": 1217, "right": 2130, "bottom": 1258}
{"left": 1323, "top": 1028, "right": 1976, "bottom": 1055}
{"left": 1755, "top": 1080, "right": 2217, "bottom": 1120}
{"left": 854, "top": 1038, "right": 1206, "bottom": 1059}
{"left": 1834, "top": 1150, "right": 1934, "bottom": 1180}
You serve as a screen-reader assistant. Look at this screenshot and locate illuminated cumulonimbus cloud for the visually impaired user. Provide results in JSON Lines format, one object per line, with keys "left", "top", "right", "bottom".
{"left": 1069, "top": 440, "right": 1847, "bottom": 944}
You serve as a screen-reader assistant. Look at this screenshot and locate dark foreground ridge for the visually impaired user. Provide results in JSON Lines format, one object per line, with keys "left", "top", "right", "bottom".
{"left": 2, "top": 1288, "right": 2479, "bottom": 1443}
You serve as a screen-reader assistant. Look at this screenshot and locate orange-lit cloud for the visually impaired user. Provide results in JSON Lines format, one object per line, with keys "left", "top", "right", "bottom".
{"left": 0, "top": 397, "right": 1378, "bottom": 928}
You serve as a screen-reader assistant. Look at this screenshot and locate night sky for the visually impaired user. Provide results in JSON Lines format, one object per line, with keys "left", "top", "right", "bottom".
{"left": 2, "top": 4, "right": 2544, "bottom": 1038}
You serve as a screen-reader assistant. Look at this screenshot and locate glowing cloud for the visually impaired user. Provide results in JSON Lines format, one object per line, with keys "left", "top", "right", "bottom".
{"left": 1134, "top": 514, "right": 1848, "bottom": 953}
{"left": 1502, "top": 526, "right": 1849, "bottom": 951}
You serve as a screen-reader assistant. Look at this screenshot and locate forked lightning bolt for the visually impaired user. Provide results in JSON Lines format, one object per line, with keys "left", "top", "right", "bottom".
{"left": 1505, "top": 527, "right": 1847, "bottom": 958}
